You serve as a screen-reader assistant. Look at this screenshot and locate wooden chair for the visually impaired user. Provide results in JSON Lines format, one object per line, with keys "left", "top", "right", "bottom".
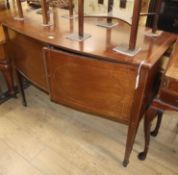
{"left": 0, "top": 26, "right": 15, "bottom": 99}
{"left": 138, "top": 38, "right": 178, "bottom": 160}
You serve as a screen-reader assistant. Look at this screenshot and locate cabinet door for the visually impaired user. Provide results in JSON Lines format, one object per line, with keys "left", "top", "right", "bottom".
{"left": 45, "top": 48, "right": 137, "bottom": 124}
{"left": 7, "top": 30, "right": 48, "bottom": 92}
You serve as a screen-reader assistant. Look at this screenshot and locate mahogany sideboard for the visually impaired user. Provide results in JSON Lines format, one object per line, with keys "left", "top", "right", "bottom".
{"left": 2, "top": 6, "right": 176, "bottom": 166}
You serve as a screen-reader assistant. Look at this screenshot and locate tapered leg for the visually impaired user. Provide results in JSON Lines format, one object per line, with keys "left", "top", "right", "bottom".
{"left": 138, "top": 107, "right": 157, "bottom": 160}
{"left": 151, "top": 111, "right": 163, "bottom": 137}
{"left": 123, "top": 123, "right": 139, "bottom": 167}
{"left": 16, "top": 70, "right": 27, "bottom": 107}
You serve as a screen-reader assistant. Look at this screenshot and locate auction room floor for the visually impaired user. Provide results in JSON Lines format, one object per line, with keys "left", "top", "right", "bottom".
{"left": 0, "top": 86, "right": 178, "bottom": 175}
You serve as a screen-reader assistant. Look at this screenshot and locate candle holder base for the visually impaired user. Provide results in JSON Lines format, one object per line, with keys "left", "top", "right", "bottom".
{"left": 36, "top": 9, "right": 52, "bottom": 15}
{"left": 66, "top": 33, "right": 91, "bottom": 42}
{"left": 42, "top": 23, "right": 53, "bottom": 27}
{"left": 62, "top": 14, "right": 77, "bottom": 19}
{"left": 113, "top": 44, "right": 141, "bottom": 57}
{"left": 144, "top": 31, "right": 162, "bottom": 37}
{"left": 13, "top": 17, "right": 24, "bottom": 21}
{"left": 96, "top": 22, "right": 118, "bottom": 28}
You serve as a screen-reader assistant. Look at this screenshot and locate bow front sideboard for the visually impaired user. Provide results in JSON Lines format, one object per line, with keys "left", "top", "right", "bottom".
{"left": 2, "top": 4, "right": 176, "bottom": 166}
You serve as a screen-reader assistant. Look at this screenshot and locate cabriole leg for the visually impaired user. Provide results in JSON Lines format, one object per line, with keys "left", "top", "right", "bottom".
{"left": 151, "top": 110, "right": 163, "bottom": 137}
{"left": 138, "top": 107, "right": 157, "bottom": 160}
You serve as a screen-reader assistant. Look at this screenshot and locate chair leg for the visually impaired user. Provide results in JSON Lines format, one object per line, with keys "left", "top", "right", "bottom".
{"left": 151, "top": 111, "right": 163, "bottom": 137}
{"left": 138, "top": 107, "right": 157, "bottom": 160}
{"left": 16, "top": 70, "right": 27, "bottom": 107}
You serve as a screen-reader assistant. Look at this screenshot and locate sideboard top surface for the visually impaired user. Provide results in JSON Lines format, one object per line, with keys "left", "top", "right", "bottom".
{"left": 2, "top": 5, "right": 176, "bottom": 68}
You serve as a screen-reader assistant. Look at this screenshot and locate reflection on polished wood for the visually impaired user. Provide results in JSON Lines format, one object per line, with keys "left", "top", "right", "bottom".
{"left": 15, "top": 0, "right": 24, "bottom": 19}
{"left": 7, "top": 0, "right": 164, "bottom": 52}
{"left": 3, "top": 5, "right": 176, "bottom": 66}
{"left": 2, "top": 2, "right": 177, "bottom": 167}
{"left": 41, "top": 0, "right": 50, "bottom": 25}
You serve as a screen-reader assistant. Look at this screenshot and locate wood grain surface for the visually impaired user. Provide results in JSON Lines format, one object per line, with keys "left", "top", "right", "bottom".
{"left": 46, "top": 49, "right": 137, "bottom": 124}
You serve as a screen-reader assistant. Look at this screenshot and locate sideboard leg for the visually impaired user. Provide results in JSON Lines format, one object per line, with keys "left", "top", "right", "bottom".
{"left": 151, "top": 110, "right": 163, "bottom": 137}
{"left": 138, "top": 107, "right": 157, "bottom": 160}
{"left": 123, "top": 123, "right": 139, "bottom": 167}
{"left": 16, "top": 70, "right": 27, "bottom": 107}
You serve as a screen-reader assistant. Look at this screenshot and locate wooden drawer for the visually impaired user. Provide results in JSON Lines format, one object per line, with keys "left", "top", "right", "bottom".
{"left": 159, "top": 90, "right": 178, "bottom": 108}
{"left": 45, "top": 48, "right": 137, "bottom": 124}
{"left": 159, "top": 77, "right": 178, "bottom": 107}
{"left": 7, "top": 30, "right": 49, "bottom": 92}
{"left": 167, "top": 80, "right": 178, "bottom": 93}
{"left": 161, "top": 77, "right": 178, "bottom": 94}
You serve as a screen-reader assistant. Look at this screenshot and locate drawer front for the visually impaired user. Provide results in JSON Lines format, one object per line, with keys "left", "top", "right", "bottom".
{"left": 7, "top": 30, "right": 49, "bottom": 92}
{"left": 159, "top": 90, "right": 178, "bottom": 108}
{"left": 46, "top": 49, "right": 137, "bottom": 123}
{"left": 162, "top": 77, "right": 178, "bottom": 94}
{"left": 159, "top": 75, "right": 178, "bottom": 107}
{"left": 167, "top": 80, "right": 178, "bottom": 93}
